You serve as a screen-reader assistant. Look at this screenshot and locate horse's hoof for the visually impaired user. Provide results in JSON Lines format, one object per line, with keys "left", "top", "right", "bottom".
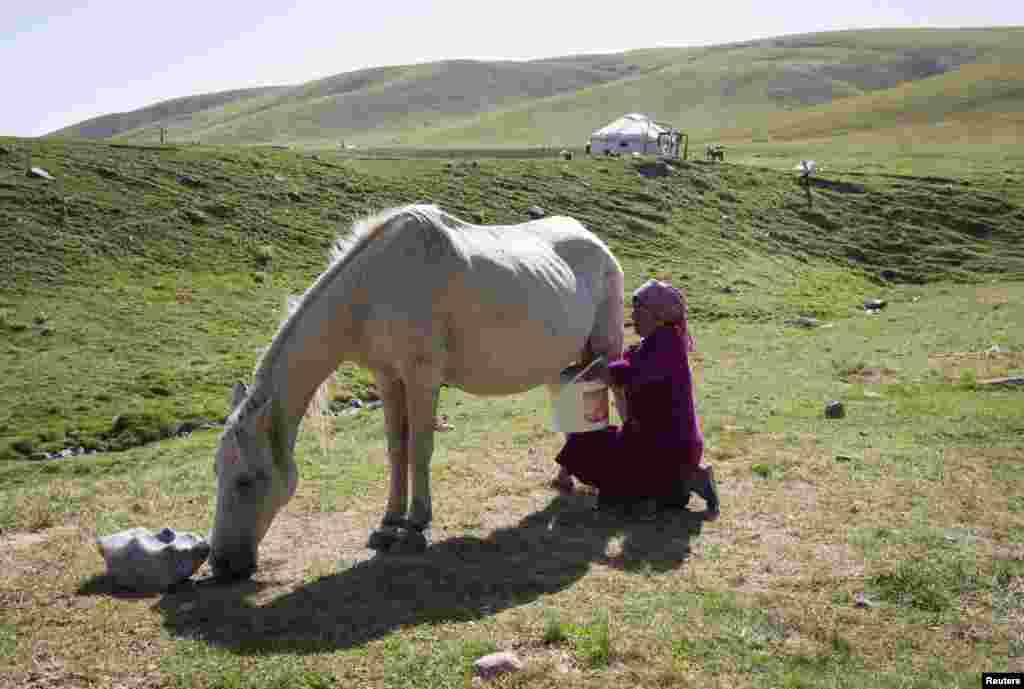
{"left": 367, "top": 527, "right": 400, "bottom": 551}
{"left": 390, "top": 527, "right": 429, "bottom": 554}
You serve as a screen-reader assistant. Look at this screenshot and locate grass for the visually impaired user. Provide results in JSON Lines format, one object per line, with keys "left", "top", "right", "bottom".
{"left": 4, "top": 136, "right": 1022, "bottom": 461}
{"left": 1, "top": 279, "right": 1021, "bottom": 687}
{"left": 718, "top": 63, "right": 1024, "bottom": 146}
{"left": 0, "top": 134, "right": 1022, "bottom": 687}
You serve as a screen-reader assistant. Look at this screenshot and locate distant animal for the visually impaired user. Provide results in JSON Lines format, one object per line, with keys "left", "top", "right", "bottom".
{"left": 795, "top": 160, "right": 818, "bottom": 179}
{"left": 560, "top": 149, "right": 573, "bottom": 161}
{"left": 208, "top": 204, "right": 626, "bottom": 580}
{"left": 705, "top": 144, "right": 725, "bottom": 162}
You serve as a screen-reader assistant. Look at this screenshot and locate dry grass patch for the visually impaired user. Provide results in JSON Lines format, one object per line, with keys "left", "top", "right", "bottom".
{"left": 843, "top": 366, "right": 900, "bottom": 385}
{"left": 928, "top": 349, "right": 1024, "bottom": 382}
{"left": 975, "top": 285, "right": 1012, "bottom": 305}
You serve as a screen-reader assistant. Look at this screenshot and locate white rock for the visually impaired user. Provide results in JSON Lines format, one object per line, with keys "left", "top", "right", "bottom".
{"left": 473, "top": 651, "right": 523, "bottom": 679}
{"left": 97, "top": 527, "right": 210, "bottom": 592}
{"left": 28, "top": 167, "right": 55, "bottom": 180}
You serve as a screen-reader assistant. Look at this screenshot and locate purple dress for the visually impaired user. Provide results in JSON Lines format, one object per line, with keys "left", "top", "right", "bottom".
{"left": 555, "top": 325, "right": 704, "bottom": 499}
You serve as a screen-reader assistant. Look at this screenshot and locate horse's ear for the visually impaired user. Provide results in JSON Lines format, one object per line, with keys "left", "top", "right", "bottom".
{"left": 230, "top": 382, "right": 248, "bottom": 410}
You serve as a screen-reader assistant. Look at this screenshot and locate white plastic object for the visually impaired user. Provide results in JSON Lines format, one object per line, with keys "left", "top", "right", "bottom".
{"left": 548, "top": 357, "right": 610, "bottom": 433}
{"left": 96, "top": 527, "right": 210, "bottom": 592}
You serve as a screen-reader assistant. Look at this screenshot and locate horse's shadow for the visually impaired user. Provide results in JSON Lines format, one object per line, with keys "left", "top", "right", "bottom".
{"left": 148, "top": 495, "right": 703, "bottom": 654}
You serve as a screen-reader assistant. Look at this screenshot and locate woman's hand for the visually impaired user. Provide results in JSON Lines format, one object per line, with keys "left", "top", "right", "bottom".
{"left": 580, "top": 359, "right": 612, "bottom": 385}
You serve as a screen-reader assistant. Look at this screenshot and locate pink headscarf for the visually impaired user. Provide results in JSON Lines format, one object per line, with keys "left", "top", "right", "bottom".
{"left": 633, "top": 279, "right": 695, "bottom": 351}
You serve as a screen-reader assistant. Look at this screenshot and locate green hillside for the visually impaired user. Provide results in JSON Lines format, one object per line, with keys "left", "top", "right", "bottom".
{"left": 718, "top": 62, "right": 1024, "bottom": 145}
{"left": 48, "top": 86, "right": 291, "bottom": 140}
{"left": 43, "top": 27, "right": 1024, "bottom": 149}
{"left": 1, "top": 136, "right": 1022, "bottom": 461}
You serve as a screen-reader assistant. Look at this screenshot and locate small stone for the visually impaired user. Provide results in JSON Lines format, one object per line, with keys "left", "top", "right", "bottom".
{"left": 825, "top": 401, "right": 845, "bottom": 419}
{"left": 853, "top": 592, "right": 877, "bottom": 608}
{"left": 977, "top": 376, "right": 1024, "bottom": 388}
{"left": 864, "top": 299, "right": 887, "bottom": 311}
{"left": 27, "top": 167, "right": 55, "bottom": 180}
{"left": 527, "top": 205, "right": 546, "bottom": 219}
{"left": 177, "top": 174, "right": 204, "bottom": 187}
{"left": 786, "top": 316, "right": 824, "bottom": 328}
{"left": 473, "top": 651, "right": 523, "bottom": 679}
{"left": 183, "top": 208, "right": 209, "bottom": 224}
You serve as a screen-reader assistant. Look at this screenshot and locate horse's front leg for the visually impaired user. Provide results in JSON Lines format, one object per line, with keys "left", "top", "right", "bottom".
{"left": 395, "top": 366, "right": 441, "bottom": 552}
{"left": 367, "top": 371, "right": 409, "bottom": 551}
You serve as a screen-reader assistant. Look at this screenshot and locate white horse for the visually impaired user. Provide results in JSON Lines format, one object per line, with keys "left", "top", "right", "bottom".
{"left": 209, "top": 204, "right": 625, "bottom": 579}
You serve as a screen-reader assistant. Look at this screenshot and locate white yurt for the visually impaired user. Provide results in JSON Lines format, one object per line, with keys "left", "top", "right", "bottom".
{"left": 589, "top": 113, "right": 675, "bottom": 156}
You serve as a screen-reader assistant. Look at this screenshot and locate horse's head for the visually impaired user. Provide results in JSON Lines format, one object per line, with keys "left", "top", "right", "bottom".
{"left": 209, "top": 382, "right": 298, "bottom": 580}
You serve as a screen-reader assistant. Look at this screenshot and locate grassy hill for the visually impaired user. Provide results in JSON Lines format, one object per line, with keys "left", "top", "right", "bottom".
{"left": 43, "top": 27, "right": 1024, "bottom": 149}
{"left": 1, "top": 136, "right": 1022, "bottom": 463}
{"left": 1, "top": 136, "right": 1023, "bottom": 688}
{"left": 717, "top": 62, "right": 1024, "bottom": 146}
{"left": 48, "top": 86, "right": 292, "bottom": 140}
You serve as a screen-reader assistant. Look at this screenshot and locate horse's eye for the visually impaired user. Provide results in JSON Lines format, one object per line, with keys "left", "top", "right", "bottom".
{"left": 235, "top": 475, "right": 254, "bottom": 491}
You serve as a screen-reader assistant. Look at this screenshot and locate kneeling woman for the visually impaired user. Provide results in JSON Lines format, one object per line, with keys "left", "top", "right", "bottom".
{"left": 553, "top": 279, "right": 719, "bottom": 520}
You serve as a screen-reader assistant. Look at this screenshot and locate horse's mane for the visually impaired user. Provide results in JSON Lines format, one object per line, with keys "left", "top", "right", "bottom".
{"left": 232, "top": 204, "right": 439, "bottom": 423}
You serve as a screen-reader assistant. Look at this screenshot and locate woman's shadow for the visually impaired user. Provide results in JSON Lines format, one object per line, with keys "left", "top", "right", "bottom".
{"left": 144, "top": 495, "right": 705, "bottom": 654}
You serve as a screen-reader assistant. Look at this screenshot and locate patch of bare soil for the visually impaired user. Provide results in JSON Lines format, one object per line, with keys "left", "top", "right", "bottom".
{"left": 845, "top": 366, "right": 900, "bottom": 384}
{"left": 697, "top": 477, "right": 864, "bottom": 594}
{"left": 928, "top": 350, "right": 1024, "bottom": 381}
{"left": 0, "top": 526, "right": 79, "bottom": 579}
{"left": 8, "top": 649, "right": 95, "bottom": 689}
{"left": 975, "top": 286, "right": 1011, "bottom": 305}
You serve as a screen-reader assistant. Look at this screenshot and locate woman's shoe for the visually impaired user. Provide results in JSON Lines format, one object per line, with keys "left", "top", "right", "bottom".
{"left": 696, "top": 465, "right": 720, "bottom": 521}
{"left": 550, "top": 467, "right": 575, "bottom": 494}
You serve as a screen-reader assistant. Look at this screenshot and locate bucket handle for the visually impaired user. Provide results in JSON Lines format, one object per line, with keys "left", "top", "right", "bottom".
{"left": 569, "top": 356, "right": 605, "bottom": 386}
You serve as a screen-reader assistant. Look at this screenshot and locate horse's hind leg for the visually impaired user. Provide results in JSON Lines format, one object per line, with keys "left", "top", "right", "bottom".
{"left": 367, "top": 371, "right": 409, "bottom": 551}
{"left": 395, "top": 362, "right": 442, "bottom": 552}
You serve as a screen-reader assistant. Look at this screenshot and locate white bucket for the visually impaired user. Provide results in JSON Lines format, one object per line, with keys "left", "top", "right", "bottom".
{"left": 547, "top": 358, "right": 610, "bottom": 433}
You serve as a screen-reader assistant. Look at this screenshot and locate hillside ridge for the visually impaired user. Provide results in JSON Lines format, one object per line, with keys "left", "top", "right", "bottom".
{"left": 44, "top": 27, "right": 1024, "bottom": 147}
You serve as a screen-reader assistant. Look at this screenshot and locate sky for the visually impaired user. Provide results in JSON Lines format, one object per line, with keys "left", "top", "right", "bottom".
{"left": 2, "top": 0, "right": 1021, "bottom": 137}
